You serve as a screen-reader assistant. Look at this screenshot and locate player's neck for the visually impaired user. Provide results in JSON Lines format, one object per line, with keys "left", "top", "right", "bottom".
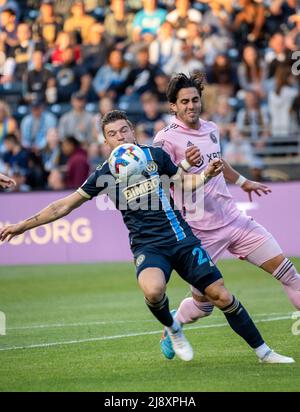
{"left": 176, "top": 116, "right": 201, "bottom": 130}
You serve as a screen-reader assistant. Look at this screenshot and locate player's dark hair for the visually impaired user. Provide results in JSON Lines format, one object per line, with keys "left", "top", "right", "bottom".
{"left": 101, "top": 110, "right": 134, "bottom": 135}
{"left": 166, "top": 71, "right": 206, "bottom": 103}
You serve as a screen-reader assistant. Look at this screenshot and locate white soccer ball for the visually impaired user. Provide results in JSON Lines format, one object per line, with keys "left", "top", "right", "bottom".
{"left": 108, "top": 143, "right": 148, "bottom": 180}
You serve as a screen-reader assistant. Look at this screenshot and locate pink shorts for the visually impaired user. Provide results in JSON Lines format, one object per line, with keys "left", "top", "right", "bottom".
{"left": 191, "top": 213, "right": 282, "bottom": 266}
{"left": 191, "top": 214, "right": 282, "bottom": 296}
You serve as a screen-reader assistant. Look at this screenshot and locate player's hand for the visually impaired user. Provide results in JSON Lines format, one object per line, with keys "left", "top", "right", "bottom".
{"left": 185, "top": 145, "right": 202, "bottom": 166}
{"left": 0, "top": 223, "right": 25, "bottom": 242}
{"left": 0, "top": 173, "right": 16, "bottom": 189}
{"left": 241, "top": 180, "right": 272, "bottom": 202}
{"left": 205, "top": 159, "right": 224, "bottom": 178}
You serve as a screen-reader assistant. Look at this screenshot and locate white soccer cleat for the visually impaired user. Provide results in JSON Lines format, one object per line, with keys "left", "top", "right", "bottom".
{"left": 260, "top": 350, "right": 295, "bottom": 364}
{"left": 168, "top": 327, "right": 194, "bottom": 361}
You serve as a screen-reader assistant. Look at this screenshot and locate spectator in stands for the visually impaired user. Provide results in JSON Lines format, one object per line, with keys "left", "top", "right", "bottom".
{"left": 149, "top": 21, "right": 182, "bottom": 75}
{"left": 63, "top": 0, "right": 96, "bottom": 44}
{"left": 268, "top": 65, "right": 298, "bottom": 138}
{"left": 233, "top": 0, "right": 266, "bottom": 52}
{"left": 153, "top": 70, "right": 169, "bottom": 111}
{"left": 47, "top": 167, "right": 65, "bottom": 190}
{"left": 93, "top": 96, "right": 115, "bottom": 143}
{"left": 137, "top": 91, "right": 166, "bottom": 142}
{"left": 104, "top": 0, "right": 134, "bottom": 48}
{"left": 2, "top": 133, "right": 31, "bottom": 191}
{"left": 0, "top": 7, "right": 18, "bottom": 48}
{"left": 116, "top": 46, "right": 159, "bottom": 109}
{"left": 6, "top": 22, "right": 37, "bottom": 83}
{"left": 52, "top": 46, "right": 91, "bottom": 103}
{"left": 32, "top": 0, "right": 63, "bottom": 50}
{"left": 81, "top": 22, "right": 112, "bottom": 79}
{"left": 0, "top": 99, "right": 18, "bottom": 154}
{"left": 223, "top": 125, "right": 258, "bottom": 166}
{"left": 164, "top": 40, "right": 204, "bottom": 76}
{"left": 41, "top": 128, "right": 64, "bottom": 173}
{"left": 93, "top": 48, "right": 129, "bottom": 100}
{"left": 58, "top": 91, "right": 95, "bottom": 145}
{"left": 61, "top": 136, "right": 89, "bottom": 189}
{"left": 0, "top": 0, "right": 20, "bottom": 22}
{"left": 51, "top": 31, "right": 80, "bottom": 66}
{"left": 236, "top": 90, "right": 270, "bottom": 148}
{"left": 166, "top": 0, "right": 202, "bottom": 39}
{"left": 237, "top": 44, "right": 267, "bottom": 98}
{"left": 206, "top": 52, "right": 238, "bottom": 96}
{"left": 20, "top": 97, "right": 57, "bottom": 152}
{"left": 132, "top": 0, "right": 167, "bottom": 38}
{"left": 87, "top": 142, "right": 104, "bottom": 171}
{"left": 264, "top": 0, "right": 297, "bottom": 37}
{"left": 265, "top": 32, "right": 292, "bottom": 86}
{"left": 53, "top": 0, "right": 73, "bottom": 17}
{"left": 210, "top": 94, "right": 235, "bottom": 147}
{"left": 24, "top": 50, "right": 56, "bottom": 104}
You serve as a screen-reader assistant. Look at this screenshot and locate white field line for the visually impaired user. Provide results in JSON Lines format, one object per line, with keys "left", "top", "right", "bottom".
{"left": 6, "top": 312, "right": 293, "bottom": 331}
{"left": 0, "top": 314, "right": 293, "bottom": 352}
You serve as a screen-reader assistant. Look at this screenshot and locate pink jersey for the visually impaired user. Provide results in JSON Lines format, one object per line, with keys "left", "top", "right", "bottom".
{"left": 153, "top": 116, "right": 241, "bottom": 231}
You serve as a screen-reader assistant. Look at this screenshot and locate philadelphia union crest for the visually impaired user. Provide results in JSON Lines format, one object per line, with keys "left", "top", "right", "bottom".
{"left": 145, "top": 161, "right": 158, "bottom": 174}
{"left": 210, "top": 132, "right": 218, "bottom": 144}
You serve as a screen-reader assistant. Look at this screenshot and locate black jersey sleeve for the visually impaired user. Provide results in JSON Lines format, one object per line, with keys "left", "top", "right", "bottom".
{"left": 160, "top": 148, "right": 179, "bottom": 177}
{"left": 77, "top": 162, "right": 111, "bottom": 200}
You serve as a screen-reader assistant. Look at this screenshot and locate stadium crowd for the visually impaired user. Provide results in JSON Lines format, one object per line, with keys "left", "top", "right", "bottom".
{"left": 0, "top": 0, "right": 300, "bottom": 191}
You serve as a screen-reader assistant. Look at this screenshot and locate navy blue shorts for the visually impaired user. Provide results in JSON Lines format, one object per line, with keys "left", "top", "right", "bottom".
{"left": 133, "top": 237, "right": 222, "bottom": 295}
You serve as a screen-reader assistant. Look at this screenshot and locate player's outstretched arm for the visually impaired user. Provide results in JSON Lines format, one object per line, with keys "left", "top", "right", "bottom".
{"left": 222, "top": 160, "right": 272, "bottom": 202}
{"left": 0, "top": 173, "right": 16, "bottom": 189}
{"left": 0, "top": 192, "right": 87, "bottom": 242}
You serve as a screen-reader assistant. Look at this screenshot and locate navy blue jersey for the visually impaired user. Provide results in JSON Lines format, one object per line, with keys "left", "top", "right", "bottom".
{"left": 77, "top": 146, "right": 195, "bottom": 252}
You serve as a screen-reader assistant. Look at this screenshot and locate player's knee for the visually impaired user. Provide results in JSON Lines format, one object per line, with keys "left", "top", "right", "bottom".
{"left": 144, "top": 287, "right": 165, "bottom": 304}
{"left": 205, "top": 286, "right": 232, "bottom": 308}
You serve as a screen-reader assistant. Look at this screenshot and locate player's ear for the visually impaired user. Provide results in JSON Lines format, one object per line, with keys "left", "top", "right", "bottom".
{"left": 169, "top": 102, "right": 177, "bottom": 115}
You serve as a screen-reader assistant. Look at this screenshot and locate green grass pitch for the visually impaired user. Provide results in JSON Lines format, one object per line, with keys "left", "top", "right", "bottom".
{"left": 0, "top": 258, "right": 299, "bottom": 392}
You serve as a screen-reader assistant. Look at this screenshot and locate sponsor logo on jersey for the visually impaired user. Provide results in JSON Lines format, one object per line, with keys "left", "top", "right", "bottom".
{"left": 210, "top": 132, "right": 218, "bottom": 144}
{"left": 206, "top": 151, "right": 222, "bottom": 162}
{"left": 123, "top": 176, "right": 160, "bottom": 202}
{"left": 145, "top": 161, "right": 158, "bottom": 174}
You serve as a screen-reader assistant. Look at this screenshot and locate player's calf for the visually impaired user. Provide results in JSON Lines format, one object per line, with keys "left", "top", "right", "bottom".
{"left": 175, "top": 297, "right": 214, "bottom": 325}
{"left": 272, "top": 258, "right": 300, "bottom": 309}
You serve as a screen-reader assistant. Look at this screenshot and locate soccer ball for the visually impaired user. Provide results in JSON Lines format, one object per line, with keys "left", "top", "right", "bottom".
{"left": 108, "top": 143, "right": 148, "bottom": 180}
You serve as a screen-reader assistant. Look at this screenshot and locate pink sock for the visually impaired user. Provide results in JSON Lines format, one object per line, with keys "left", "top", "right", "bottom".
{"left": 273, "top": 259, "right": 300, "bottom": 309}
{"left": 175, "top": 297, "right": 214, "bottom": 325}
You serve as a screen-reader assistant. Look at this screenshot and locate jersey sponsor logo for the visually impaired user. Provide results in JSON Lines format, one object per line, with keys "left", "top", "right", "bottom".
{"left": 206, "top": 151, "right": 221, "bottom": 162}
{"left": 136, "top": 254, "right": 145, "bottom": 267}
{"left": 210, "top": 132, "right": 218, "bottom": 144}
{"left": 145, "top": 161, "right": 158, "bottom": 174}
{"left": 123, "top": 176, "right": 160, "bottom": 202}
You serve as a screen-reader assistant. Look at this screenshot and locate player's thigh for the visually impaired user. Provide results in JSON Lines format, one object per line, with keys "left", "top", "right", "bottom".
{"left": 228, "top": 216, "right": 281, "bottom": 263}
{"left": 173, "top": 243, "right": 223, "bottom": 295}
{"left": 135, "top": 249, "right": 172, "bottom": 294}
{"left": 138, "top": 267, "right": 167, "bottom": 300}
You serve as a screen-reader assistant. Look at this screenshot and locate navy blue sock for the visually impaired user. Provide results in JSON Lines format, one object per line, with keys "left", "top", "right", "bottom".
{"left": 145, "top": 295, "right": 173, "bottom": 327}
{"left": 221, "top": 296, "right": 264, "bottom": 349}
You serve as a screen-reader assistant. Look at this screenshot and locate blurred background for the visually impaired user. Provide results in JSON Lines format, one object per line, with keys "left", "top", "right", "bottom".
{"left": 1, "top": 0, "right": 300, "bottom": 192}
